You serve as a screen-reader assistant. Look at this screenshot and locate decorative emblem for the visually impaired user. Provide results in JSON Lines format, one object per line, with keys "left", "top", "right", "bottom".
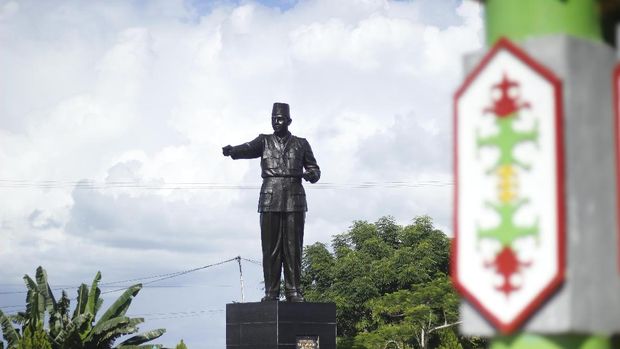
{"left": 453, "top": 38, "right": 565, "bottom": 333}
{"left": 297, "top": 336, "right": 319, "bottom": 349}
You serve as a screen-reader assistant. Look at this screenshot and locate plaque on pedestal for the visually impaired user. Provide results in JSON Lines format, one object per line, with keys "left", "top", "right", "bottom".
{"left": 226, "top": 302, "right": 336, "bottom": 349}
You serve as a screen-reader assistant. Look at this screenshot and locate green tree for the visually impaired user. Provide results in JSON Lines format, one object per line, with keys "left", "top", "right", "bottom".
{"left": 459, "top": 335, "right": 488, "bottom": 349}
{"left": 363, "top": 276, "right": 460, "bottom": 349}
{"left": 175, "top": 339, "right": 188, "bottom": 349}
{"left": 302, "top": 216, "right": 461, "bottom": 349}
{"left": 438, "top": 329, "right": 463, "bottom": 349}
{"left": 0, "top": 266, "right": 166, "bottom": 349}
{"left": 301, "top": 242, "right": 335, "bottom": 302}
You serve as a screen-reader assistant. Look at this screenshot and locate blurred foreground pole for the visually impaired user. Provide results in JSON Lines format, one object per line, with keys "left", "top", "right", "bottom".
{"left": 485, "top": 0, "right": 602, "bottom": 44}
{"left": 452, "top": 0, "right": 620, "bottom": 348}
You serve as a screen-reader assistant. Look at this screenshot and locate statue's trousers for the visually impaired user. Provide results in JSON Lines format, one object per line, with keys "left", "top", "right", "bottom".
{"left": 260, "top": 211, "right": 305, "bottom": 296}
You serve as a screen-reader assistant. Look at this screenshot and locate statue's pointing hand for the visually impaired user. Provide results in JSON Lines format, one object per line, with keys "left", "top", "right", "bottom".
{"left": 222, "top": 145, "right": 233, "bottom": 157}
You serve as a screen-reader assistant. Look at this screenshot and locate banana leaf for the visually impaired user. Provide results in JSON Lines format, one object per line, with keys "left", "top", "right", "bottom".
{"left": 96, "top": 284, "right": 142, "bottom": 325}
{"left": 72, "top": 283, "right": 89, "bottom": 320}
{"left": 117, "top": 328, "right": 166, "bottom": 346}
{"left": 53, "top": 313, "right": 92, "bottom": 345}
{"left": 0, "top": 310, "right": 19, "bottom": 349}
{"left": 34, "top": 267, "right": 57, "bottom": 315}
{"left": 22, "top": 275, "right": 45, "bottom": 330}
{"left": 89, "top": 316, "right": 140, "bottom": 348}
{"left": 49, "top": 290, "right": 71, "bottom": 338}
{"left": 86, "top": 271, "right": 102, "bottom": 317}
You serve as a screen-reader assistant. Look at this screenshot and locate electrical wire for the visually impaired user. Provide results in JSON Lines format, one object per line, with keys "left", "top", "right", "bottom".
{"left": 0, "top": 256, "right": 258, "bottom": 298}
{"left": 0, "top": 256, "right": 262, "bottom": 316}
{"left": 131, "top": 309, "right": 224, "bottom": 321}
{"left": 0, "top": 179, "right": 453, "bottom": 190}
{"left": 98, "top": 258, "right": 237, "bottom": 286}
{"left": 101, "top": 258, "right": 238, "bottom": 295}
{"left": 240, "top": 257, "right": 262, "bottom": 266}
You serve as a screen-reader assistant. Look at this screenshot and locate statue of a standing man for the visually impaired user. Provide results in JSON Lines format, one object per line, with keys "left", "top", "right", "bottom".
{"left": 222, "top": 102, "right": 321, "bottom": 302}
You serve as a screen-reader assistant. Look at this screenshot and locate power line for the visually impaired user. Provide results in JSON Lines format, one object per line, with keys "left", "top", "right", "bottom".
{"left": 0, "top": 256, "right": 258, "bottom": 297}
{"left": 101, "top": 257, "right": 238, "bottom": 294}
{"left": 0, "top": 285, "right": 194, "bottom": 296}
{"left": 132, "top": 309, "right": 224, "bottom": 321}
{"left": 0, "top": 257, "right": 263, "bottom": 319}
{"left": 145, "top": 309, "right": 224, "bottom": 321}
{"left": 3, "top": 309, "right": 226, "bottom": 320}
{"left": 99, "top": 258, "right": 237, "bottom": 287}
{"left": 130, "top": 306, "right": 223, "bottom": 317}
{"left": 0, "top": 284, "right": 223, "bottom": 289}
{"left": 241, "top": 257, "right": 262, "bottom": 266}
{"left": 0, "top": 179, "right": 453, "bottom": 190}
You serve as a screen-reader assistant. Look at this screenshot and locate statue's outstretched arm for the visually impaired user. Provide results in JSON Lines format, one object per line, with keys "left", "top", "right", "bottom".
{"left": 223, "top": 135, "right": 264, "bottom": 159}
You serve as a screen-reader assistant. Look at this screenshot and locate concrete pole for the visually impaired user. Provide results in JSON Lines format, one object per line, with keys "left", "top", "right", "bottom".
{"left": 490, "top": 335, "right": 610, "bottom": 349}
{"left": 460, "top": 1, "right": 616, "bottom": 348}
{"left": 236, "top": 256, "right": 245, "bottom": 303}
{"left": 484, "top": 0, "right": 602, "bottom": 45}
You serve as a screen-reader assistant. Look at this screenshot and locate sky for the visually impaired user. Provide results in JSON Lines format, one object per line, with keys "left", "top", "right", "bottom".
{"left": 0, "top": 0, "right": 483, "bottom": 347}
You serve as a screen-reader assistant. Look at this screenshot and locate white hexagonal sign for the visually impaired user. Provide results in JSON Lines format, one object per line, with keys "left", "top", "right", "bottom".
{"left": 452, "top": 38, "right": 565, "bottom": 333}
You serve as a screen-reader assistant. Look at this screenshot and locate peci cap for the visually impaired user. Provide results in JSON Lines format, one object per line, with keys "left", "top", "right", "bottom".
{"left": 271, "top": 102, "right": 290, "bottom": 118}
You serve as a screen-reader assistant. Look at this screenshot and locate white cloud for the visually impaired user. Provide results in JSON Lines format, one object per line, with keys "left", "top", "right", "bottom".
{"left": 0, "top": 0, "right": 482, "bottom": 347}
{"left": 0, "top": 1, "right": 18, "bottom": 20}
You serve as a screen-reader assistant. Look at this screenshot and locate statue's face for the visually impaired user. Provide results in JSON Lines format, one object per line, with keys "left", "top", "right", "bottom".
{"left": 271, "top": 115, "right": 290, "bottom": 134}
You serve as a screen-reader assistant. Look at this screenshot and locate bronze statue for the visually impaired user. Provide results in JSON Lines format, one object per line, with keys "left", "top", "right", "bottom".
{"left": 223, "top": 102, "right": 321, "bottom": 302}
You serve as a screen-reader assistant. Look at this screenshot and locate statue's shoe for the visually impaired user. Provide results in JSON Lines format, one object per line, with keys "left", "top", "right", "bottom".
{"left": 261, "top": 294, "right": 279, "bottom": 302}
{"left": 285, "top": 292, "right": 305, "bottom": 302}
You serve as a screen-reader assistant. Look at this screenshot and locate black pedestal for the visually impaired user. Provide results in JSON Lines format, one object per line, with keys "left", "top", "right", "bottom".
{"left": 226, "top": 302, "right": 336, "bottom": 349}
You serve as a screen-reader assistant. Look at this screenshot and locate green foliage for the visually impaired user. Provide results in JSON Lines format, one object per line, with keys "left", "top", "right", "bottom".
{"left": 301, "top": 216, "right": 462, "bottom": 349}
{"left": 175, "top": 339, "right": 188, "bottom": 349}
{"left": 117, "top": 328, "right": 166, "bottom": 348}
{"left": 17, "top": 325, "right": 52, "bottom": 349}
{"left": 0, "top": 310, "right": 19, "bottom": 348}
{"left": 438, "top": 329, "right": 463, "bottom": 349}
{"left": 459, "top": 335, "right": 488, "bottom": 349}
{"left": 0, "top": 266, "right": 166, "bottom": 349}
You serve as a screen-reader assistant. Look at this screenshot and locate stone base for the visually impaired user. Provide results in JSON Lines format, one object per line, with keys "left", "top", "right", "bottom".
{"left": 226, "top": 302, "right": 336, "bottom": 349}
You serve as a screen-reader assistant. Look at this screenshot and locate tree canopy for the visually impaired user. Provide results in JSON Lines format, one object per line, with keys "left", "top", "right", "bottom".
{"left": 302, "top": 215, "right": 484, "bottom": 349}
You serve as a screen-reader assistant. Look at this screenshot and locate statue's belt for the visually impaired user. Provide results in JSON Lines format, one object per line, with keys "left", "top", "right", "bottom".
{"left": 261, "top": 176, "right": 302, "bottom": 183}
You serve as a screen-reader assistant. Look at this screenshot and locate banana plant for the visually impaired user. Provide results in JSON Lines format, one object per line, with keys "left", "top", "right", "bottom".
{"left": 0, "top": 267, "right": 166, "bottom": 349}
{"left": 0, "top": 310, "right": 19, "bottom": 348}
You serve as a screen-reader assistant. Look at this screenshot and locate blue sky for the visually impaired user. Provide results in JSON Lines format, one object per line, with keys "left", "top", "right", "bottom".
{"left": 0, "top": 0, "right": 482, "bottom": 347}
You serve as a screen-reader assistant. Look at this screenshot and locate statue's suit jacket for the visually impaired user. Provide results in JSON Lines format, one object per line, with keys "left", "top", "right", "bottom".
{"left": 229, "top": 132, "right": 321, "bottom": 212}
